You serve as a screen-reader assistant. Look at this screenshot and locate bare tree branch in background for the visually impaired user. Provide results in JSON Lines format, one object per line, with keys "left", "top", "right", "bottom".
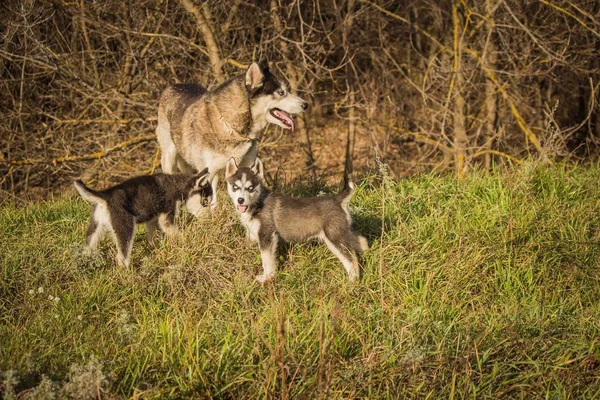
{"left": 180, "top": 0, "right": 224, "bottom": 83}
{"left": 1, "top": 0, "right": 599, "bottom": 199}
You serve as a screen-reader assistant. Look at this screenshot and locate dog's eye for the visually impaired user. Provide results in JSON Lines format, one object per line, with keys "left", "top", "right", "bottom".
{"left": 201, "top": 198, "right": 210, "bottom": 206}
{"left": 276, "top": 89, "right": 285, "bottom": 96}
{"left": 232, "top": 184, "right": 239, "bottom": 191}
{"left": 247, "top": 185, "right": 254, "bottom": 192}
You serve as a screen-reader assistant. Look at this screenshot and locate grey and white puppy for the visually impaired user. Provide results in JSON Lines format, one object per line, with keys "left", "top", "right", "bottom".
{"left": 225, "top": 158, "right": 368, "bottom": 282}
{"left": 156, "top": 61, "right": 308, "bottom": 208}
{"left": 74, "top": 169, "right": 212, "bottom": 267}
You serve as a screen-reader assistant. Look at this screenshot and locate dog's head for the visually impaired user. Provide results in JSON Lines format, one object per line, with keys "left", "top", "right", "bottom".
{"left": 184, "top": 168, "right": 212, "bottom": 216}
{"left": 245, "top": 62, "right": 308, "bottom": 132}
{"left": 225, "top": 157, "right": 264, "bottom": 214}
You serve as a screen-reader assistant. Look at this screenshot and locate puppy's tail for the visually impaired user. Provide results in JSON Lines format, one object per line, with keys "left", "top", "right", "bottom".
{"left": 338, "top": 176, "right": 357, "bottom": 209}
{"left": 73, "top": 180, "right": 104, "bottom": 204}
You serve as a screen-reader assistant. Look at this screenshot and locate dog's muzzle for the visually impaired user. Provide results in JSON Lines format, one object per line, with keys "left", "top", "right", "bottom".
{"left": 270, "top": 109, "right": 296, "bottom": 131}
{"left": 237, "top": 198, "right": 248, "bottom": 213}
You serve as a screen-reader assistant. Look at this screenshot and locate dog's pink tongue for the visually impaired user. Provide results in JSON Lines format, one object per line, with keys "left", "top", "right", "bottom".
{"left": 238, "top": 204, "right": 248, "bottom": 212}
{"left": 275, "top": 109, "right": 295, "bottom": 131}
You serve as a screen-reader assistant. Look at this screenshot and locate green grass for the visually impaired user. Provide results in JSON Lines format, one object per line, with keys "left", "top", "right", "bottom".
{"left": 2, "top": 162, "right": 600, "bottom": 398}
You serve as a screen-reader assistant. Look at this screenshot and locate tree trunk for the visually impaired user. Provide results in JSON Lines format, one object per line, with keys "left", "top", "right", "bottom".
{"left": 180, "top": 0, "right": 224, "bottom": 83}
{"left": 343, "top": 0, "right": 357, "bottom": 179}
{"left": 452, "top": 3, "right": 467, "bottom": 177}
{"left": 484, "top": 0, "right": 498, "bottom": 169}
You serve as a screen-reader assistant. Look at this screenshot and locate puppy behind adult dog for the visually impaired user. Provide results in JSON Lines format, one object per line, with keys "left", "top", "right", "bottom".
{"left": 74, "top": 169, "right": 212, "bottom": 267}
{"left": 156, "top": 61, "right": 308, "bottom": 207}
{"left": 225, "top": 158, "right": 368, "bottom": 282}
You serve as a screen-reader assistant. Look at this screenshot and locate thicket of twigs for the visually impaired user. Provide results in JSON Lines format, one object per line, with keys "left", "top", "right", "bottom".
{"left": 1, "top": 0, "right": 599, "bottom": 199}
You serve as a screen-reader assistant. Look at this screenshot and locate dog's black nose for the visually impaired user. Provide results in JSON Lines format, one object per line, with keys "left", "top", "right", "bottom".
{"left": 237, "top": 198, "right": 244, "bottom": 204}
{"left": 302, "top": 102, "right": 309, "bottom": 110}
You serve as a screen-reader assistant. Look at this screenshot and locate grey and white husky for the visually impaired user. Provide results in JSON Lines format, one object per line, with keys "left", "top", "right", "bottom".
{"left": 225, "top": 158, "right": 368, "bottom": 282}
{"left": 156, "top": 61, "right": 308, "bottom": 207}
{"left": 74, "top": 169, "right": 212, "bottom": 267}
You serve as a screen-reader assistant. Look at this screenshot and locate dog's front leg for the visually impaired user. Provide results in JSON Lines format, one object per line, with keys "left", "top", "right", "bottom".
{"left": 243, "top": 221, "right": 258, "bottom": 244}
{"left": 245, "top": 229, "right": 256, "bottom": 244}
{"left": 209, "top": 174, "right": 219, "bottom": 210}
{"left": 239, "top": 140, "right": 258, "bottom": 167}
{"left": 158, "top": 213, "right": 179, "bottom": 236}
{"left": 256, "top": 232, "right": 278, "bottom": 283}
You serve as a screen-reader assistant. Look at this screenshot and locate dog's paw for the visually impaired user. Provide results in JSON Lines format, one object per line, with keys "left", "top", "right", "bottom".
{"left": 358, "top": 236, "right": 369, "bottom": 252}
{"left": 116, "top": 256, "right": 130, "bottom": 268}
{"left": 255, "top": 273, "right": 275, "bottom": 283}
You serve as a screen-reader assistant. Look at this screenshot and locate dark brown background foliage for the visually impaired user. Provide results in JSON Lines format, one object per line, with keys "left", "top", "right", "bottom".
{"left": 1, "top": 0, "right": 599, "bottom": 201}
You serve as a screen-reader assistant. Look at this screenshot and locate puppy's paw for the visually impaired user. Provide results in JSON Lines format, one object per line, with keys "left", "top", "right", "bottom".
{"left": 84, "top": 245, "right": 95, "bottom": 257}
{"left": 358, "top": 236, "right": 369, "bottom": 252}
{"left": 255, "top": 273, "right": 275, "bottom": 283}
{"left": 116, "top": 255, "right": 130, "bottom": 268}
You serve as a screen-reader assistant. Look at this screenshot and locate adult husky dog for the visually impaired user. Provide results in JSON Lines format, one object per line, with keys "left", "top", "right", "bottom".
{"left": 225, "top": 158, "right": 368, "bottom": 283}
{"left": 156, "top": 62, "right": 308, "bottom": 207}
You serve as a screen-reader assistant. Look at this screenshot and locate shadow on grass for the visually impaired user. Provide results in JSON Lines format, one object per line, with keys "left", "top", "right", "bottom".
{"left": 353, "top": 213, "right": 396, "bottom": 245}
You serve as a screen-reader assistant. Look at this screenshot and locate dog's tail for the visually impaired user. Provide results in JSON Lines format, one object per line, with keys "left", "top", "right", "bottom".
{"left": 73, "top": 180, "right": 105, "bottom": 204}
{"left": 338, "top": 175, "right": 357, "bottom": 209}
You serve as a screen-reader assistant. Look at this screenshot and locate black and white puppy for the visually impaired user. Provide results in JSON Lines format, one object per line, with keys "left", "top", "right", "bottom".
{"left": 225, "top": 158, "right": 368, "bottom": 282}
{"left": 74, "top": 169, "right": 212, "bottom": 267}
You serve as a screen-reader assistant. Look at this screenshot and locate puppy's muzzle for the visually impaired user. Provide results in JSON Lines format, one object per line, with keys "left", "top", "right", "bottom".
{"left": 236, "top": 197, "right": 248, "bottom": 213}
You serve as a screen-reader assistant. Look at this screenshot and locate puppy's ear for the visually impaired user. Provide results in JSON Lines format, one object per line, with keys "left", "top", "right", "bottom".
{"left": 251, "top": 157, "right": 264, "bottom": 180}
{"left": 225, "top": 158, "right": 239, "bottom": 178}
{"left": 193, "top": 168, "right": 210, "bottom": 188}
{"left": 245, "top": 62, "right": 264, "bottom": 90}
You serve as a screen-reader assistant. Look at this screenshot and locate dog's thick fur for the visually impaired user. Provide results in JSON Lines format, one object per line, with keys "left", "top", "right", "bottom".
{"left": 225, "top": 158, "right": 368, "bottom": 282}
{"left": 156, "top": 62, "right": 307, "bottom": 207}
{"left": 74, "top": 170, "right": 212, "bottom": 267}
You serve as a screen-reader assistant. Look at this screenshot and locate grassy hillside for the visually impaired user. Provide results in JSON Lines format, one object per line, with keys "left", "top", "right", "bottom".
{"left": 1, "top": 163, "right": 600, "bottom": 398}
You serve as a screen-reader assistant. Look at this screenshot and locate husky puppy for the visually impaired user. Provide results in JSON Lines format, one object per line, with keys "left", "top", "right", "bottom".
{"left": 225, "top": 158, "right": 368, "bottom": 282}
{"left": 156, "top": 61, "right": 308, "bottom": 208}
{"left": 74, "top": 169, "right": 212, "bottom": 267}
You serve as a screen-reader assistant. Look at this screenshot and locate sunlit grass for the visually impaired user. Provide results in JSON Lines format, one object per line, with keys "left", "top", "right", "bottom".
{"left": 1, "top": 162, "right": 600, "bottom": 398}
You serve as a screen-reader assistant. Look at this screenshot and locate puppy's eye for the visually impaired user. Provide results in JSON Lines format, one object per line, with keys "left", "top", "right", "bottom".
{"left": 247, "top": 185, "right": 255, "bottom": 192}
{"left": 276, "top": 89, "right": 285, "bottom": 96}
{"left": 232, "top": 184, "right": 239, "bottom": 191}
{"left": 201, "top": 198, "right": 210, "bottom": 207}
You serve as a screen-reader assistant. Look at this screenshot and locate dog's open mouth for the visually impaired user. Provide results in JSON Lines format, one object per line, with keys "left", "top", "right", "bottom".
{"left": 237, "top": 204, "right": 248, "bottom": 213}
{"left": 270, "top": 108, "right": 295, "bottom": 131}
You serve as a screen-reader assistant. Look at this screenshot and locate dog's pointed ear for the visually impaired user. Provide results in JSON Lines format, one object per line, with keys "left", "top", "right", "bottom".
{"left": 245, "top": 62, "right": 264, "bottom": 90}
{"left": 226, "top": 158, "right": 239, "bottom": 178}
{"left": 251, "top": 157, "right": 264, "bottom": 180}
{"left": 193, "top": 168, "right": 210, "bottom": 189}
